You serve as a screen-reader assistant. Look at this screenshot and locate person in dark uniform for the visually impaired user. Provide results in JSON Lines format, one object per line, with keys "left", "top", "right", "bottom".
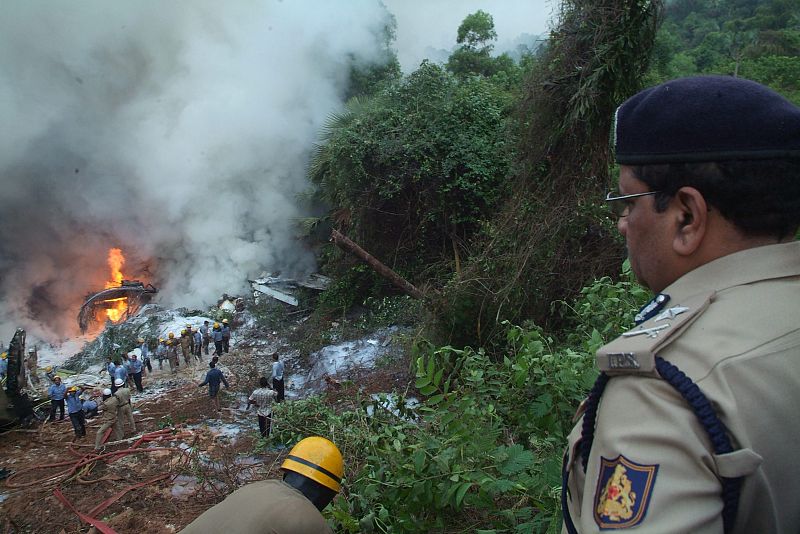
{"left": 181, "top": 436, "right": 343, "bottom": 533}
{"left": 221, "top": 318, "right": 231, "bottom": 353}
{"left": 271, "top": 352, "right": 285, "bottom": 402}
{"left": 198, "top": 360, "right": 229, "bottom": 412}
{"left": 200, "top": 320, "right": 211, "bottom": 355}
{"left": 562, "top": 76, "right": 800, "bottom": 533}
{"left": 211, "top": 322, "right": 224, "bottom": 356}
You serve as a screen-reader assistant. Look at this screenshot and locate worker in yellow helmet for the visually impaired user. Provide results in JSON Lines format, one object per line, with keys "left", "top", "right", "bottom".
{"left": 166, "top": 333, "right": 179, "bottom": 373}
{"left": 221, "top": 318, "right": 232, "bottom": 354}
{"left": 180, "top": 328, "right": 192, "bottom": 365}
{"left": 181, "top": 436, "right": 343, "bottom": 533}
{"left": 44, "top": 365, "right": 57, "bottom": 383}
{"left": 212, "top": 322, "right": 224, "bottom": 357}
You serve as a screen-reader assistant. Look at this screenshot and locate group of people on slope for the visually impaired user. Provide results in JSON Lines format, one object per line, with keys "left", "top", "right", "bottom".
{"left": 196, "top": 352, "right": 285, "bottom": 438}
{"left": 152, "top": 319, "right": 232, "bottom": 374}
{"left": 46, "top": 374, "right": 127, "bottom": 443}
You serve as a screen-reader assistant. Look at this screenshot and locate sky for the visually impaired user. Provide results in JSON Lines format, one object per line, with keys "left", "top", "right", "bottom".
{"left": 0, "top": 1, "right": 554, "bottom": 345}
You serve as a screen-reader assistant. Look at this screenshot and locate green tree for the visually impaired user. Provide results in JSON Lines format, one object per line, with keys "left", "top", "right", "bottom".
{"left": 447, "top": 10, "right": 517, "bottom": 79}
{"left": 456, "top": 9, "right": 497, "bottom": 50}
{"left": 309, "top": 61, "right": 517, "bottom": 297}
{"left": 435, "top": 0, "right": 662, "bottom": 347}
{"left": 345, "top": 13, "right": 401, "bottom": 99}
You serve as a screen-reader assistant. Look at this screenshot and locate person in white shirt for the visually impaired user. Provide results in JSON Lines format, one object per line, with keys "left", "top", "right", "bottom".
{"left": 247, "top": 377, "right": 277, "bottom": 437}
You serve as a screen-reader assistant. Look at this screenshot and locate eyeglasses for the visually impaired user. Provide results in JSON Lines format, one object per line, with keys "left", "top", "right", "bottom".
{"left": 605, "top": 190, "right": 660, "bottom": 217}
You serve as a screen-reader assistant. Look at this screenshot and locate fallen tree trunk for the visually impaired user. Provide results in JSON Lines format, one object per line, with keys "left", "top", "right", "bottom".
{"left": 331, "top": 229, "right": 425, "bottom": 300}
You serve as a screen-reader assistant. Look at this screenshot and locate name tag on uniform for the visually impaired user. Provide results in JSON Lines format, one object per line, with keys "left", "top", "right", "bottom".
{"left": 605, "top": 353, "right": 640, "bottom": 370}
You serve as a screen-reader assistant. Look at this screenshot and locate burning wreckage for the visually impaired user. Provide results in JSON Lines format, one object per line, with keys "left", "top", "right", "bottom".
{"left": 77, "top": 280, "right": 158, "bottom": 333}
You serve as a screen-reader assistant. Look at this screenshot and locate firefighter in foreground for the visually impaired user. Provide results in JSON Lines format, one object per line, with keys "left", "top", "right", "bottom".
{"left": 181, "top": 436, "right": 343, "bottom": 533}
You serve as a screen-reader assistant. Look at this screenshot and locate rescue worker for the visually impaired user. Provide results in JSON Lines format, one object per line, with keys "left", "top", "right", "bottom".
{"left": 155, "top": 338, "right": 167, "bottom": 370}
{"left": 247, "top": 377, "right": 277, "bottom": 437}
{"left": 112, "top": 360, "right": 128, "bottom": 393}
{"left": 65, "top": 386, "right": 86, "bottom": 438}
{"left": 127, "top": 352, "right": 144, "bottom": 392}
{"left": 192, "top": 328, "right": 202, "bottom": 361}
{"left": 113, "top": 379, "right": 136, "bottom": 438}
{"left": 94, "top": 388, "right": 122, "bottom": 450}
{"left": 44, "top": 365, "right": 57, "bottom": 383}
{"left": 180, "top": 329, "right": 192, "bottom": 365}
{"left": 562, "top": 76, "right": 800, "bottom": 533}
{"left": 271, "top": 352, "right": 285, "bottom": 403}
{"left": 82, "top": 395, "right": 99, "bottom": 418}
{"left": 0, "top": 352, "right": 7, "bottom": 380}
{"left": 186, "top": 323, "right": 195, "bottom": 354}
{"left": 106, "top": 357, "right": 116, "bottom": 387}
{"left": 166, "top": 333, "right": 180, "bottom": 373}
{"left": 211, "top": 322, "right": 224, "bottom": 356}
{"left": 47, "top": 375, "right": 67, "bottom": 422}
{"left": 138, "top": 337, "right": 152, "bottom": 374}
{"left": 197, "top": 360, "right": 229, "bottom": 412}
{"left": 181, "top": 436, "right": 343, "bottom": 533}
{"left": 26, "top": 348, "right": 40, "bottom": 385}
{"left": 200, "top": 320, "right": 211, "bottom": 355}
{"left": 221, "top": 318, "right": 231, "bottom": 353}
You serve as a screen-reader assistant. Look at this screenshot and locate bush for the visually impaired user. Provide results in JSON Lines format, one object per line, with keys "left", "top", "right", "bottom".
{"left": 266, "top": 264, "right": 644, "bottom": 533}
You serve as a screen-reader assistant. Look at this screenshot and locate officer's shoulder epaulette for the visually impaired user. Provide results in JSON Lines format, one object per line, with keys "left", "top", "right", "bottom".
{"left": 596, "top": 291, "right": 715, "bottom": 376}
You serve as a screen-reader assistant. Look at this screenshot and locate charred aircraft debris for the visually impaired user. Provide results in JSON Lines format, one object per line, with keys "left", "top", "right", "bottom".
{"left": 78, "top": 280, "right": 158, "bottom": 333}
{"left": 1, "top": 329, "right": 35, "bottom": 428}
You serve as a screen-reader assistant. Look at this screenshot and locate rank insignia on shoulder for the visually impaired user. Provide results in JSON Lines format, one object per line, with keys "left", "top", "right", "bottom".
{"left": 633, "top": 293, "right": 669, "bottom": 325}
{"left": 654, "top": 306, "right": 689, "bottom": 322}
{"left": 594, "top": 455, "right": 658, "bottom": 530}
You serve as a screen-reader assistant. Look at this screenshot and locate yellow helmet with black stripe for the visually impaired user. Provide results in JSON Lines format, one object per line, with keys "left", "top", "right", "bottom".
{"left": 281, "top": 436, "right": 343, "bottom": 493}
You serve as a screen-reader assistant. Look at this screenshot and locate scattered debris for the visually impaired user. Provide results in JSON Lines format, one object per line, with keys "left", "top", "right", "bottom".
{"left": 249, "top": 273, "right": 331, "bottom": 307}
{"left": 251, "top": 284, "right": 299, "bottom": 306}
{"left": 2, "top": 288, "right": 413, "bottom": 533}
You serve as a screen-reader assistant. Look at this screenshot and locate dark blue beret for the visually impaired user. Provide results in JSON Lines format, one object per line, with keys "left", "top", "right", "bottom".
{"left": 614, "top": 75, "right": 800, "bottom": 164}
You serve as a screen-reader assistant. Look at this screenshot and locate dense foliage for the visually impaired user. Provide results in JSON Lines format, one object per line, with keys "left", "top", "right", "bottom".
{"left": 432, "top": 0, "right": 661, "bottom": 347}
{"left": 648, "top": 0, "right": 800, "bottom": 102}
{"left": 293, "top": 1, "right": 800, "bottom": 531}
{"left": 310, "top": 61, "right": 518, "bottom": 281}
{"left": 268, "top": 267, "right": 648, "bottom": 533}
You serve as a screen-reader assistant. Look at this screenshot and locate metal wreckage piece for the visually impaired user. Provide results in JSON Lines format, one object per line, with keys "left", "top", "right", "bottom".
{"left": 77, "top": 280, "right": 158, "bottom": 333}
{"left": 1, "top": 328, "right": 35, "bottom": 427}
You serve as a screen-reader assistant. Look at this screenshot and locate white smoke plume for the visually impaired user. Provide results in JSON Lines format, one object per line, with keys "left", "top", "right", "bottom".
{"left": 0, "top": 0, "right": 394, "bottom": 342}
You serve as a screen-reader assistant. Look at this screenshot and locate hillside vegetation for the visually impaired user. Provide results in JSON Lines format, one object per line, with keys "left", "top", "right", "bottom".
{"left": 296, "top": 0, "right": 800, "bottom": 531}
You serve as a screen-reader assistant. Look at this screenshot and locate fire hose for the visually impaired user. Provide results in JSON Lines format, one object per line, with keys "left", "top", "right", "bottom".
{"left": 4, "top": 428, "right": 195, "bottom": 533}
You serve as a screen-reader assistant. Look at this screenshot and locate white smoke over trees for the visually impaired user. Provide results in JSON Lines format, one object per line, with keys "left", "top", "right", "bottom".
{"left": 0, "top": 0, "right": 395, "bottom": 342}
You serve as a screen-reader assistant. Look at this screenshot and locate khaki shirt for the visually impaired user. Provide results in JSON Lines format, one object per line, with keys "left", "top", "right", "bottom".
{"left": 113, "top": 388, "right": 136, "bottom": 430}
{"left": 180, "top": 479, "right": 332, "bottom": 534}
{"left": 563, "top": 241, "right": 800, "bottom": 533}
{"left": 99, "top": 396, "right": 121, "bottom": 421}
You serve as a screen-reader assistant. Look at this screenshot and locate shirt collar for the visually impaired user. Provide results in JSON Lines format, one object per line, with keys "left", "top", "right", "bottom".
{"left": 663, "top": 240, "right": 800, "bottom": 300}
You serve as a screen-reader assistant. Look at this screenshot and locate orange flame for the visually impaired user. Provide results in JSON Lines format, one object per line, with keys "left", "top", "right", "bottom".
{"left": 103, "top": 248, "right": 128, "bottom": 322}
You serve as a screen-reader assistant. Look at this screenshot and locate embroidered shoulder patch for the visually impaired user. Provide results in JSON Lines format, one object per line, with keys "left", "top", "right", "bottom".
{"left": 593, "top": 455, "right": 658, "bottom": 530}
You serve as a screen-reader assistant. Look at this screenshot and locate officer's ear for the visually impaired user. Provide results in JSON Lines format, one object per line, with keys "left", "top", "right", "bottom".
{"left": 671, "top": 186, "right": 708, "bottom": 256}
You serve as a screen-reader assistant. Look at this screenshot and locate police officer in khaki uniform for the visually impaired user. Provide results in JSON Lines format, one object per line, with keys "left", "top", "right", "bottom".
{"left": 181, "top": 436, "right": 343, "bottom": 533}
{"left": 94, "top": 388, "right": 122, "bottom": 450}
{"left": 563, "top": 76, "right": 800, "bottom": 533}
{"left": 113, "top": 380, "right": 136, "bottom": 438}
